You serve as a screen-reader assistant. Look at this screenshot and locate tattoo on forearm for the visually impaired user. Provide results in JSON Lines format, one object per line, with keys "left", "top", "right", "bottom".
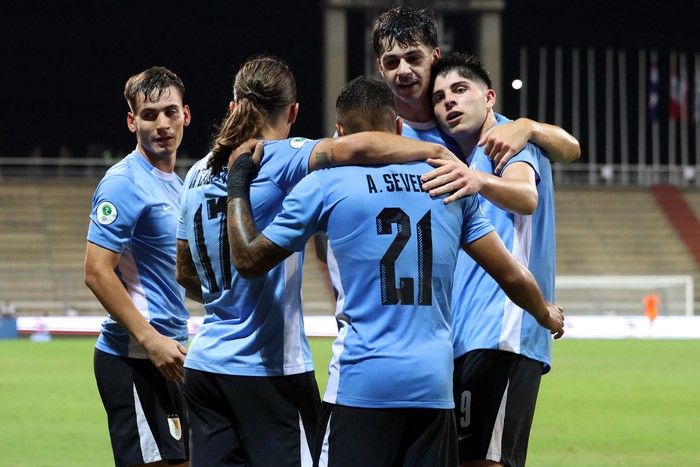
{"left": 227, "top": 199, "right": 264, "bottom": 272}
{"left": 178, "top": 246, "right": 197, "bottom": 281}
{"left": 249, "top": 238, "right": 290, "bottom": 271}
{"left": 313, "top": 147, "right": 337, "bottom": 169}
{"left": 176, "top": 241, "right": 202, "bottom": 300}
{"left": 227, "top": 199, "right": 292, "bottom": 275}
{"left": 228, "top": 200, "right": 258, "bottom": 245}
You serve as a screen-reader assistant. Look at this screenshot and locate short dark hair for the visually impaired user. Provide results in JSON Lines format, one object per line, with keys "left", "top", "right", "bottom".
{"left": 430, "top": 51, "right": 492, "bottom": 91}
{"left": 124, "top": 66, "right": 185, "bottom": 113}
{"left": 336, "top": 76, "right": 396, "bottom": 135}
{"left": 371, "top": 6, "right": 439, "bottom": 57}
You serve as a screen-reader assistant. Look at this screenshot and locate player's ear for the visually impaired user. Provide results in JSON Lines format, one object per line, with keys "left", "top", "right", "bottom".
{"left": 376, "top": 58, "right": 385, "bottom": 77}
{"left": 395, "top": 117, "right": 403, "bottom": 135}
{"left": 228, "top": 101, "right": 236, "bottom": 113}
{"left": 485, "top": 89, "right": 496, "bottom": 110}
{"left": 288, "top": 102, "right": 299, "bottom": 124}
{"left": 127, "top": 113, "right": 136, "bottom": 133}
{"left": 432, "top": 47, "right": 441, "bottom": 64}
{"left": 183, "top": 105, "right": 191, "bottom": 127}
{"left": 335, "top": 123, "right": 345, "bottom": 137}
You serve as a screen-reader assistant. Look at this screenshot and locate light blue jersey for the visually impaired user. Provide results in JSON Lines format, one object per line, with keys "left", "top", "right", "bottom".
{"left": 401, "top": 118, "right": 461, "bottom": 158}
{"left": 452, "top": 115, "right": 556, "bottom": 372}
{"left": 88, "top": 151, "right": 188, "bottom": 359}
{"left": 263, "top": 162, "right": 494, "bottom": 409}
{"left": 178, "top": 138, "right": 320, "bottom": 376}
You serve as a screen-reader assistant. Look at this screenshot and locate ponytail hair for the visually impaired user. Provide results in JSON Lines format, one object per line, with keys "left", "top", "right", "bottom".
{"left": 209, "top": 55, "right": 297, "bottom": 174}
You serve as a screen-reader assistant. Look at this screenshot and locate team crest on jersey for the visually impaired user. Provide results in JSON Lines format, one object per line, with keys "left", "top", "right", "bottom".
{"left": 289, "top": 137, "right": 310, "bottom": 149}
{"left": 96, "top": 201, "right": 117, "bottom": 225}
{"left": 167, "top": 416, "right": 182, "bottom": 440}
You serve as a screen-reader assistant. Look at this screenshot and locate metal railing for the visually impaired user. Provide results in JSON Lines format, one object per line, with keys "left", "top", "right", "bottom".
{"left": 2, "top": 156, "right": 700, "bottom": 188}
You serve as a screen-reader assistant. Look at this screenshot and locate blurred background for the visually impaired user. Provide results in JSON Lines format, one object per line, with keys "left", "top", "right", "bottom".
{"left": 1, "top": 0, "right": 699, "bottom": 327}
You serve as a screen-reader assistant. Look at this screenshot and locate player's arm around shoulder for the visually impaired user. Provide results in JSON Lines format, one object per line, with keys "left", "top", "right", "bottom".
{"left": 480, "top": 161, "right": 538, "bottom": 215}
{"left": 420, "top": 155, "right": 537, "bottom": 213}
{"left": 307, "top": 132, "right": 452, "bottom": 171}
{"left": 420, "top": 157, "right": 485, "bottom": 204}
{"left": 514, "top": 118, "right": 580, "bottom": 165}
{"left": 484, "top": 118, "right": 580, "bottom": 172}
{"left": 226, "top": 148, "right": 294, "bottom": 278}
{"left": 227, "top": 208, "right": 292, "bottom": 279}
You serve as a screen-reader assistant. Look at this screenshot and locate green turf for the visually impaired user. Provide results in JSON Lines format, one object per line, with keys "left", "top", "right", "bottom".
{"left": 0, "top": 337, "right": 698, "bottom": 466}
{"left": 0, "top": 337, "right": 112, "bottom": 466}
{"left": 529, "top": 339, "right": 700, "bottom": 466}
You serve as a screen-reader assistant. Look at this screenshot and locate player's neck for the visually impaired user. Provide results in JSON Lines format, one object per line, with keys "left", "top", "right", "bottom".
{"left": 456, "top": 134, "right": 481, "bottom": 160}
{"left": 457, "top": 112, "right": 498, "bottom": 158}
{"left": 261, "top": 119, "right": 292, "bottom": 141}
{"left": 479, "top": 112, "right": 498, "bottom": 140}
{"left": 396, "top": 98, "right": 434, "bottom": 124}
{"left": 136, "top": 144, "right": 176, "bottom": 173}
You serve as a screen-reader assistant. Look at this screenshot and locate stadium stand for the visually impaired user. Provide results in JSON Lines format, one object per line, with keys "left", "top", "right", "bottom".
{"left": 650, "top": 185, "right": 700, "bottom": 268}
{"left": 555, "top": 186, "right": 697, "bottom": 275}
{"left": 0, "top": 178, "right": 335, "bottom": 317}
{"left": 1, "top": 180, "right": 699, "bottom": 316}
{"left": 0, "top": 179, "right": 97, "bottom": 315}
{"left": 555, "top": 186, "right": 700, "bottom": 315}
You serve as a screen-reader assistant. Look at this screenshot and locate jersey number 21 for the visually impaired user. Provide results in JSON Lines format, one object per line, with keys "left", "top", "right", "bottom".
{"left": 376, "top": 207, "right": 432, "bottom": 306}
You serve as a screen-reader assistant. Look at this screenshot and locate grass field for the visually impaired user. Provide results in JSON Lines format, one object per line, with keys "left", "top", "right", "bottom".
{"left": 1, "top": 337, "right": 699, "bottom": 466}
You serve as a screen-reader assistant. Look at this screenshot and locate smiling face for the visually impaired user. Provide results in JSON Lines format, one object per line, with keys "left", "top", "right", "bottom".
{"left": 377, "top": 41, "right": 439, "bottom": 120}
{"left": 127, "top": 85, "right": 191, "bottom": 163}
{"left": 431, "top": 70, "right": 495, "bottom": 143}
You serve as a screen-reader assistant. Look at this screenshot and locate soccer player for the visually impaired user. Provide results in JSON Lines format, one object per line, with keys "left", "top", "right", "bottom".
{"left": 226, "top": 76, "right": 564, "bottom": 467}
{"left": 371, "top": 8, "right": 579, "bottom": 465}
{"left": 427, "top": 51, "right": 560, "bottom": 467}
{"left": 84, "top": 66, "right": 191, "bottom": 467}
{"left": 371, "top": 5, "right": 580, "bottom": 170}
{"left": 175, "top": 55, "right": 459, "bottom": 467}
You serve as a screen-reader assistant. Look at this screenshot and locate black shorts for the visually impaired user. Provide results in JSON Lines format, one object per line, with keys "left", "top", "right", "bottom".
{"left": 93, "top": 348, "right": 189, "bottom": 467}
{"left": 453, "top": 349, "right": 543, "bottom": 467}
{"left": 184, "top": 368, "right": 321, "bottom": 467}
{"left": 314, "top": 403, "right": 457, "bottom": 467}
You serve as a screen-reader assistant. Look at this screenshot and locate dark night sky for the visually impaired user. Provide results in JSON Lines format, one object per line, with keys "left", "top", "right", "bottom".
{"left": 0, "top": 0, "right": 695, "bottom": 161}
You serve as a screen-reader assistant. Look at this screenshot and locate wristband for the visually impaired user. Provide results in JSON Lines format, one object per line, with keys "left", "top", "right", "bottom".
{"left": 226, "top": 152, "right": 258, "bottom": 202}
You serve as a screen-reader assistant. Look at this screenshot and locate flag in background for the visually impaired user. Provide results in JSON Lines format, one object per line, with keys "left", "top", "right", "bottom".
{"left": 649, "top": 55, "right": 659, "bottom": 121}
{"left": 669, "top": 52, "right": 680, "bottom": 120}
{"left": 695, "top": 56, "right": 700, "bottom": 122}
{"left": 679, "top": 53, "right": 689, "bottom": 121}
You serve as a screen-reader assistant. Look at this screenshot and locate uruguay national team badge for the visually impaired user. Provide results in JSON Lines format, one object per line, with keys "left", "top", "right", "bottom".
{"left": 96, "top": 201, "right": 117, "bottom": 225}
{"left": 290, "top": 137, "right": 309, "bottom": 149}
{"left": 167, "top": 416, "right": 182, "bottom": 440}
